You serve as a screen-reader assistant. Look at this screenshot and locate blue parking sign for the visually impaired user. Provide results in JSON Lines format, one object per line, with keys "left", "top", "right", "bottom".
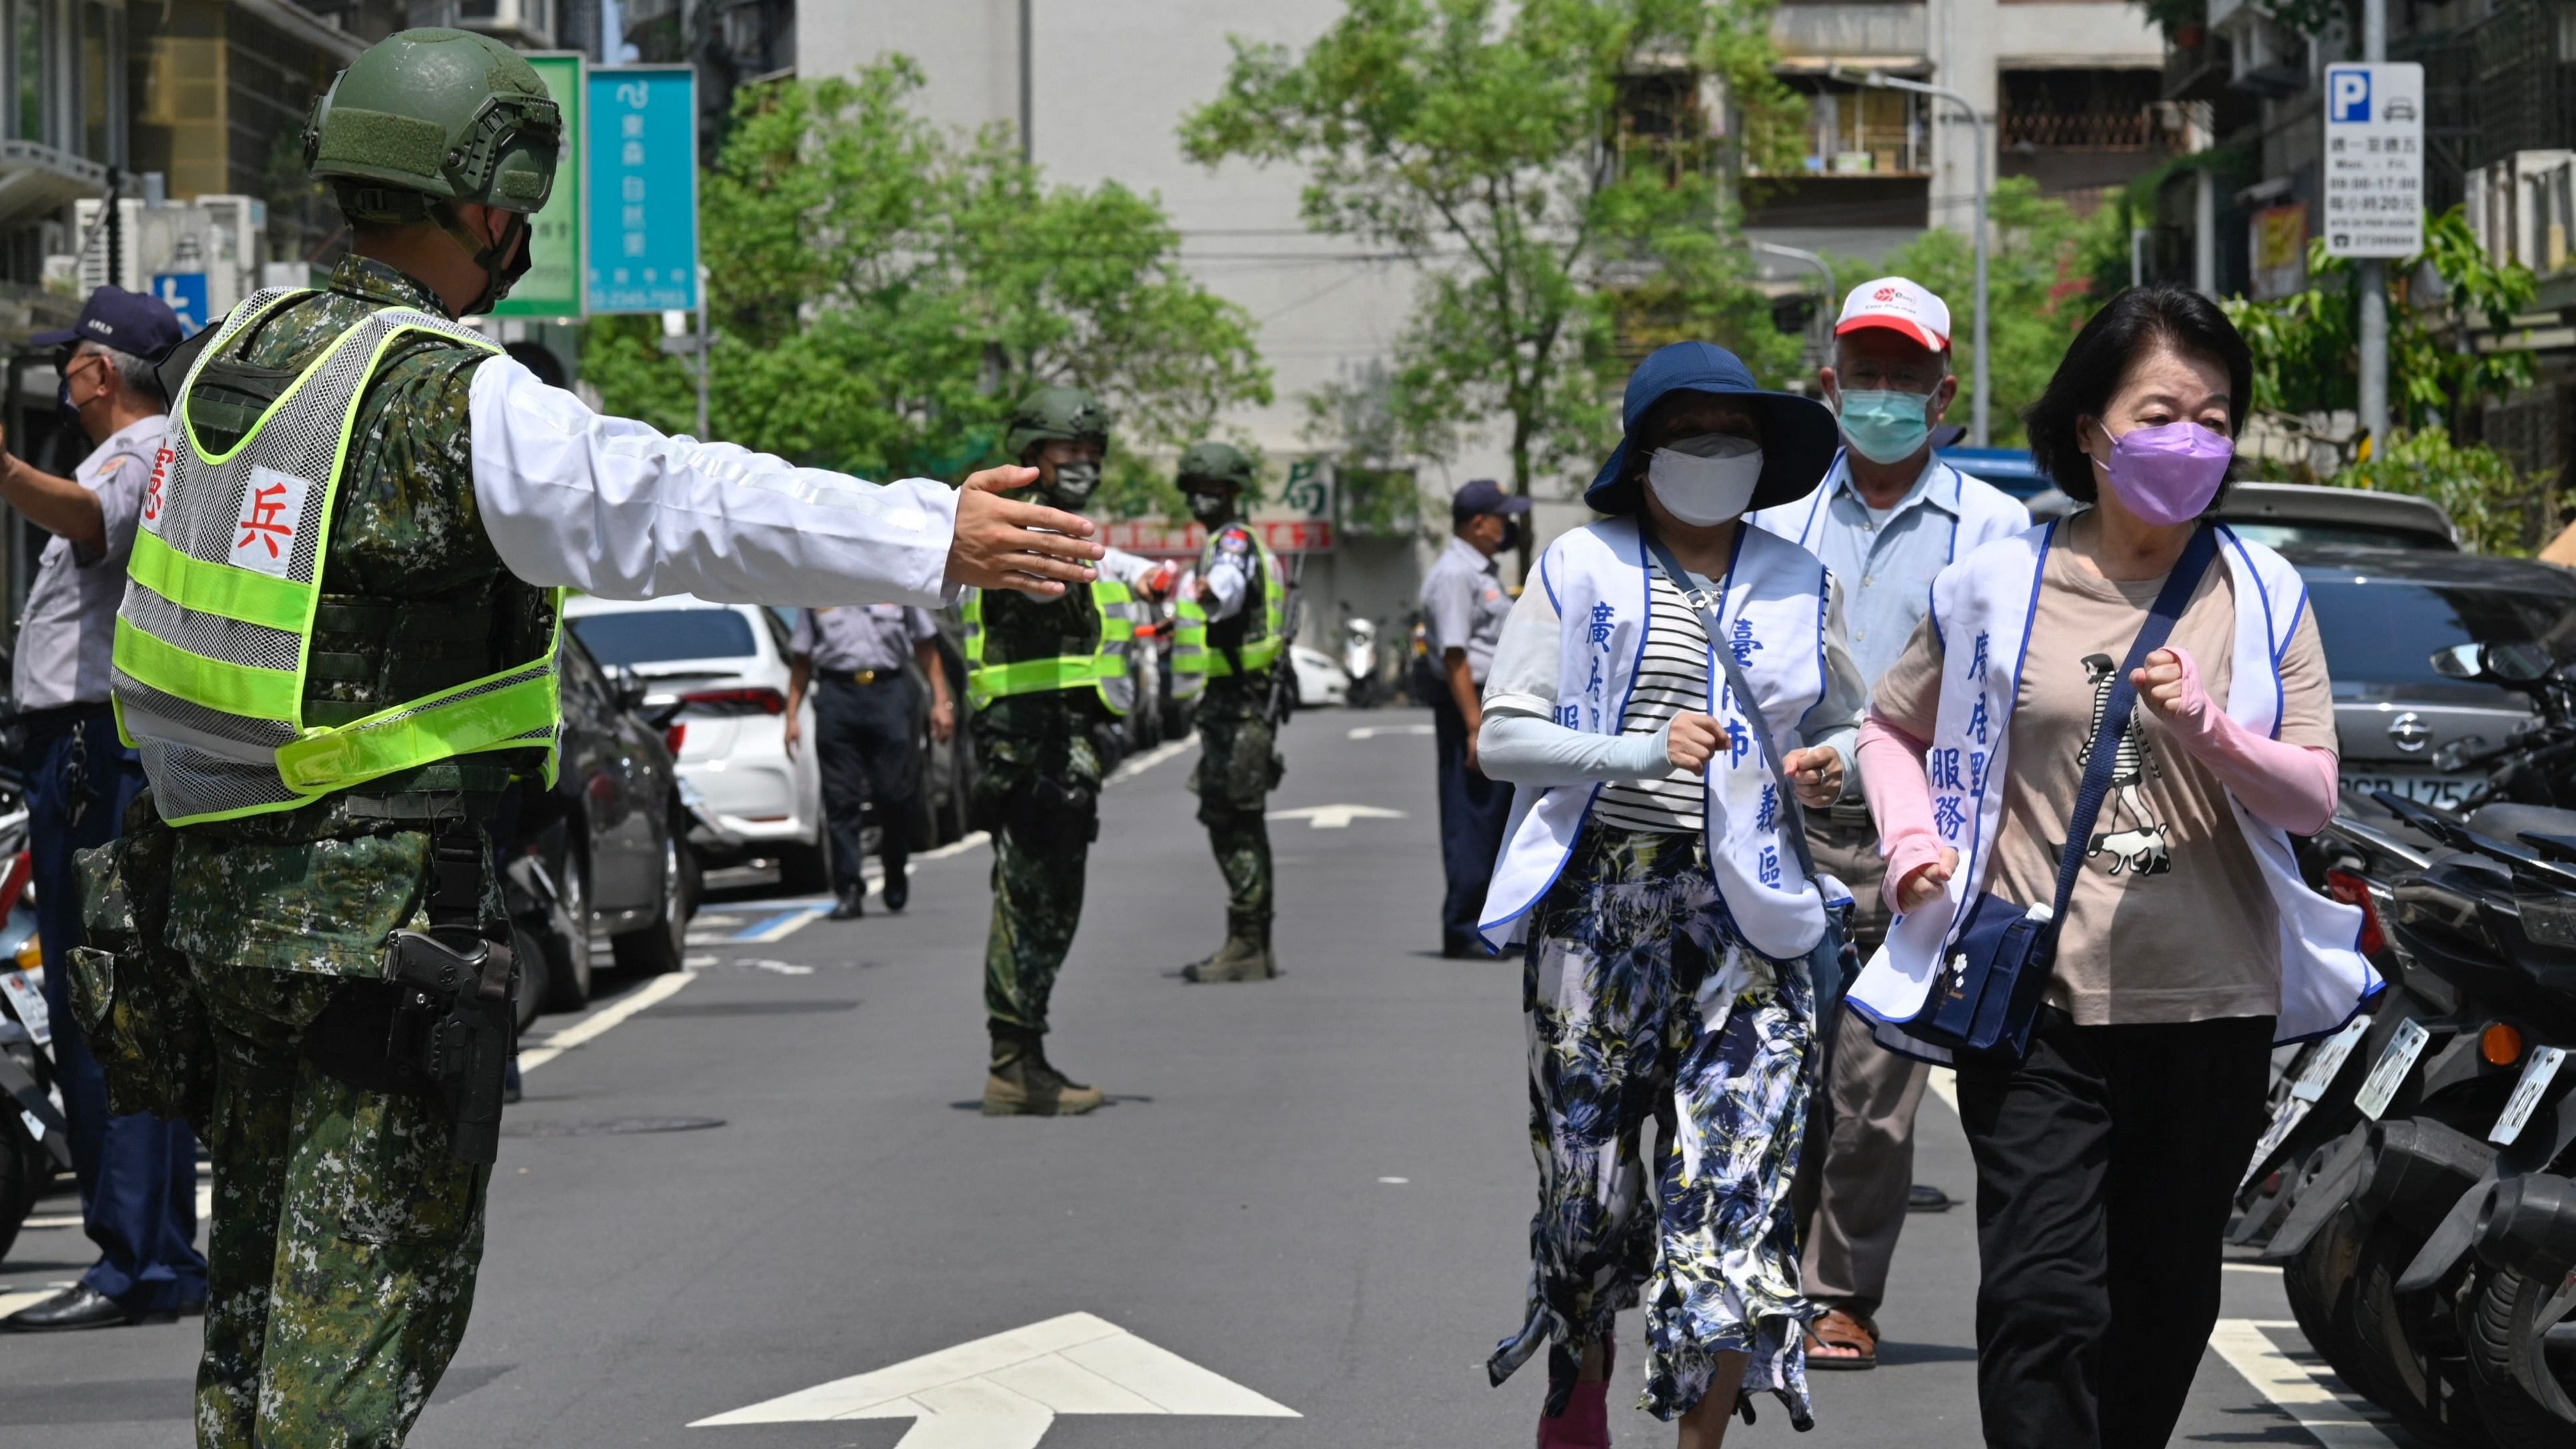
{"left": 2329, "top": 67, "right": 2371, "bottom": 123}
{"left": 583, "top": 65, "right": 699, "bottom": 314}
{"left": 151, "top": 272, "right": 209, "bottom": 333}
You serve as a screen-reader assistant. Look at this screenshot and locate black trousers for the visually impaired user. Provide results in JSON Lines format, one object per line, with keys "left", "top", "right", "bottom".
{"left": 1430, "top": 689, "right": 1513, "bottom": 950}
{"left": 813, "top": 674, "right": 918, "bottom": 895}
{"left": 1954, "top": 1008, "right": 2273, "bottom": 1449}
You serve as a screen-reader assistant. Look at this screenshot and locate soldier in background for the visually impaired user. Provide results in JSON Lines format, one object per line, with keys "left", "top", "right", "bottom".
{"left": 1169, "top": 442, "right": 1286, "bottom": 983}
{"left": 96, "top": 30, "right": 1102, "bottom": 1447}
{"left": 965, "top": 387, "right": 1166, "bottom": 1115}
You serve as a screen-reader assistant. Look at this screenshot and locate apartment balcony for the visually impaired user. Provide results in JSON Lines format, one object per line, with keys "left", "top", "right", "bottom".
{"left": 0, "top": 140, "right": 107, "bottom": 234}
{"left": 456, "top": 0, "right": 557, "bottom": 49}
{"left": 1770, "top": 2, "right": 1929, "bottom": 75}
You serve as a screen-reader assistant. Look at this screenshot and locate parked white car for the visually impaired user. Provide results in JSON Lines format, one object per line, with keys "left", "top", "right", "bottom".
{"left": 562, "top": 595, "right": 830, "bottom": 889}
{"left": 1291, "top": 644, "right": 1347, "bottom": 708}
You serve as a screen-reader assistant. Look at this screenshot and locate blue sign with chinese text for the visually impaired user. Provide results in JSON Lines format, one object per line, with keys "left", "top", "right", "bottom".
{"left": 583, "top": 66, "right": 698, "bottom": 314}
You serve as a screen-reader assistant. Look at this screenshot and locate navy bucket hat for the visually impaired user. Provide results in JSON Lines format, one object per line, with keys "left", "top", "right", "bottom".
{"left": 1585, "top": 341, "right": 1839, "bottom": 515}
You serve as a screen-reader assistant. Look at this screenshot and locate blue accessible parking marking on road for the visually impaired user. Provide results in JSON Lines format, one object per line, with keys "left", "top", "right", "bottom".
{"left": 733, "top": 906, "right": 827, "bottom": 944}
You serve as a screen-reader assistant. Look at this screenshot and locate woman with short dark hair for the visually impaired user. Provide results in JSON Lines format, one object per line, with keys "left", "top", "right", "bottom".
{"left": 1474, "top": 342, "right": 1867, "bottom": 1447}
{"left": 1844, "top": 284, "right": 2378, "bottom": 1448}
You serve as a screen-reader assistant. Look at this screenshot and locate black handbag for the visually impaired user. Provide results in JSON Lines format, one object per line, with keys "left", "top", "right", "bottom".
{"left": 1903, "top": 522, "right": 2220, "bottom": 1059}
{"left": 1640, "top": 534, "right": 1855, "bottom": 1015}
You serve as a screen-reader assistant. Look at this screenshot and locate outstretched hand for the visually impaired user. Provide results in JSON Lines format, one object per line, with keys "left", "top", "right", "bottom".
{"left": 944, "top": 466, "right": 1105, "bottom": 597}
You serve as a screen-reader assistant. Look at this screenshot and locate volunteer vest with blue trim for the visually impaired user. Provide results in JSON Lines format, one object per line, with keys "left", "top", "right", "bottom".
{"left": 111, "top": 288, "right": 566, "bottom": 826}
{"left": 1171, "top": 524, "right": 1283, "bottom": 701}
{"left": 963, "top": 579, "right": 1137, "bottom": 715}
{"left": 1842, "top": 522, "right": 2380, "bottom": 1057}
{"left": 1476, "top": 516, "right": 1835, "bottom": 962}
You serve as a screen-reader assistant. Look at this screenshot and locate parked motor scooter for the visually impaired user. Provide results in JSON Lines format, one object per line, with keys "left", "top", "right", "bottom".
{"left": 0, "top": 786, "right": 69, "bottom": 1263}
{"left": 1341, "top": 611, "right": 1381, "bottom": 709}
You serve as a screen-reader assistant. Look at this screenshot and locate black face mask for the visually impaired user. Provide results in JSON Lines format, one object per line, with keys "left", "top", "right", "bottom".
{"left": 1498, "top": 519, "right": 1523, "bottom": 552}
{"left": 1185, "top": 489, "right": 1233, "bottom": 526}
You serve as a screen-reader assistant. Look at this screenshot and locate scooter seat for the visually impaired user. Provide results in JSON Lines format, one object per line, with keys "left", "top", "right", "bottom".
{"left": 2467, "top": 802, "right": 2576, "bottom": 853}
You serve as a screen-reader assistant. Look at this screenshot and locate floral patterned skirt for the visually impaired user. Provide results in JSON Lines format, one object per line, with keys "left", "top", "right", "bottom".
{"left": 1487, "top": 826, "right": 1819, "bottom": 1429}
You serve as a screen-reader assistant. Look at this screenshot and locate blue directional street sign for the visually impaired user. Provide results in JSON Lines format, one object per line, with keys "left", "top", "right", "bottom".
{"left": 150, "top": 272, "right": 209, "bottom": 333}
{"left": 583, "top": 65, "right": 699, "bottom": 314}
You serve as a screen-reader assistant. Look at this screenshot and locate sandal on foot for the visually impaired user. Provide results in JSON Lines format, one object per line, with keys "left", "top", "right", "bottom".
{"left": 1803, "top": 1308, "right": 1879, "bottom": 1371}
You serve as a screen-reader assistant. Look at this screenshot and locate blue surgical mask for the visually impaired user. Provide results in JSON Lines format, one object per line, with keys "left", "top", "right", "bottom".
{"left": 1836, "top": 388, "right": 1933, "bottom": 465}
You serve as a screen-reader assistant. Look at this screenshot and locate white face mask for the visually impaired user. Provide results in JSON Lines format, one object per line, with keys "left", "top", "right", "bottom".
{"left": 1646, "top": 433, "right": 1764, "bottom": 526}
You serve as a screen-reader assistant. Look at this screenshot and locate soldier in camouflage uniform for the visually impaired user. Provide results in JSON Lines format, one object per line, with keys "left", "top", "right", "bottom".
{"left": 87, "top": 30, "right": 1106, "bottom": 1448}
{"left": 969, "top": 386, "right": 1153, "bottom": 1117}
{"left": 1173, "top": 443, "right": 1285, "bottom": 984}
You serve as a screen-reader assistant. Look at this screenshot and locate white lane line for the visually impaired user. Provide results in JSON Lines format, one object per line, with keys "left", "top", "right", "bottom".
{"left": 0, "top": 1284, "right": 71, "bottom": 1316}
{"left": 519, "top": 971, "right": 697, "bottom": 1073}
{"left": 735, "top": 907, "right": 826, "bottom": 943}
{"left": 1110, "top": 736, "right": 1197, "bottom": 784}
{"left": 1928, "top": 1067, "right": 1958, "bottom": 1112}
{"left": 2210, "top": 1319, "right": 2402, "bottom": 1448}
{"left": 2225, "top": 1262, "right": 2282, "bottom": 1275}
{"left": 19, "top": 1213, "right": 77, "bottom": 1229}
{"left": 1347, "top": 723, "right": 1434, "bottom": 739}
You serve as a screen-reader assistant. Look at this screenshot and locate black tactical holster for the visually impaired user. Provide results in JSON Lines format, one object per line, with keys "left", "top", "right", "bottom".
{"left": 304, "top": 821, "right": 513, "bottom": 1164}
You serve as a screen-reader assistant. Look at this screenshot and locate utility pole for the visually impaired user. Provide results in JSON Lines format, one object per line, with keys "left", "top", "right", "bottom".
{"left": 695, "top": 265, "right": 711, "bottom": 441}
{"left": 1853, "top": 71, "right": 1990, "bottom": 445}
{"left": 2356, "top": 0, "right": 2389, "bottom": 457}
{"left": 1018, "top": 0, "right": 1034, "bottom": 164}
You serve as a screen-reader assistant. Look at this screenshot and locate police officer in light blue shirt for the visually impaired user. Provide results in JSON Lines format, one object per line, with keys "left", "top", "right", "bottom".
{"left": 1750, "top": 276, "right": 2029, "bottom": 1372}
{"left": 1420, "top": 479, "right": 1525, "bottom": 957}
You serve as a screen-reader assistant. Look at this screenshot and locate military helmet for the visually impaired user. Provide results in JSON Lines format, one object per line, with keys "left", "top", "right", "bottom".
{"left": 1004, "top": 386, "right": 1112, "bottom": 462}
{"left": 1175, "top": 441, "right": 1257, "bottom": 495}
{"left": 304, "top": 29, "right": 561, "bottom": 222}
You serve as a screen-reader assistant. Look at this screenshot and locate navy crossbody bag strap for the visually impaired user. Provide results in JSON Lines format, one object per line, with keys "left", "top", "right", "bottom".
{"left": 1640, "top": 533, "right": 1822, "bottom": 884}
{"left": 2047, "top": 523, "right": 2222, "bottom": 922}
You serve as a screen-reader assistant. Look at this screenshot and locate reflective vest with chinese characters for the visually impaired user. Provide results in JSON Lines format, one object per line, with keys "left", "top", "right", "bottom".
{"left": 109, "top": 290, "right": 565, "bottom": 826}
{"left": 962, "top": 578, "right": 1137, "bottom": 715}
{"left": 1171, "top": 523, "right": 1283, "bottom": 695}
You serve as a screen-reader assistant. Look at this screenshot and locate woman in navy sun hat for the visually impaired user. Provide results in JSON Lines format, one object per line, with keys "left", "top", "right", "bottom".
{"left": 1472, "top": 341, "right": 1860, "bottom": 1446}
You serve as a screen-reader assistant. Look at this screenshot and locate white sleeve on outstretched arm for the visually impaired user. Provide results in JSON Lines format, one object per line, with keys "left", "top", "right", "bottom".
{"left": 468, "top": 355, "right": 958, "bottom": 607}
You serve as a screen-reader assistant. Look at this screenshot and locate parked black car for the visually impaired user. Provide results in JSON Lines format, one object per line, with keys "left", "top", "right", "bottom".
{"left": 505, "top": 631, "right": 698, "bottom": 1023}
{"left": 2292, "top": 545, "right": 2576, "bottom": 813}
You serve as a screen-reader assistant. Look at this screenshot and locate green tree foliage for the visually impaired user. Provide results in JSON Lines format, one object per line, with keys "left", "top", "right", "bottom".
{"left": 583, "top": 63, "right": 1272, "bottom": 515}
{"left": 2223, "top": 206, "right": 2537, "bottom": 460}
{"left": 1827, "top": 176, "right": 2124, "bottom": 448}
{"left": 2335, "top": 425, "right": 2549, "bottom": 555}
{"left": 1179, "top": 0, "right": 1801, "bottom": 505}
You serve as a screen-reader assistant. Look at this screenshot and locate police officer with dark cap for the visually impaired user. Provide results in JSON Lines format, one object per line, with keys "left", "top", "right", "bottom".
{"left": 1, "top": 286, "right": 207, "bottom": 1331}
{"left": 1419, "top": 479, "right": 1526, "bottom": 957}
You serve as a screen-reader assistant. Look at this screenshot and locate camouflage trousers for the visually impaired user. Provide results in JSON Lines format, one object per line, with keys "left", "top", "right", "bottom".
{"left": 1190, "top": 678, "right": 1278, "bottom": 926}
{"left": 194, "top": 966, "right": 484, "bottom": 1449}
{"left": 976, "top": 717, "right": 1106, "bottom": 1035}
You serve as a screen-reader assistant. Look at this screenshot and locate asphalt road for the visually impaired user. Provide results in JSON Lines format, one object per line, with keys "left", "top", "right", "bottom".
{"left": 3, "top": 706, "right": 2419, "bottom": 1448}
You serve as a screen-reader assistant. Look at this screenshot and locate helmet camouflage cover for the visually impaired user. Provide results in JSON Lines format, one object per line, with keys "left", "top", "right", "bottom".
{"left": 1004, "top": 386, "right": 1112, "bottom": 463}
{"left": 304, "top": 28, "right": 561, "bottom": 222}
{"left": 1176, "top": 441, "right": 1257, "bottom": 496}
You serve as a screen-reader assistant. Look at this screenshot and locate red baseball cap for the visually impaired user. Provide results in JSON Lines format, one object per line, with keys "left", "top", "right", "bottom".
{"left": 1834, "top": 276, "right": 1951, "bottom": 353}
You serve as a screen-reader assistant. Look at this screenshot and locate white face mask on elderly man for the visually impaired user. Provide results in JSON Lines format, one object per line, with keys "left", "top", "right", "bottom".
{"left": 1646, "top": 433, "right": 1765, "bottom": 527}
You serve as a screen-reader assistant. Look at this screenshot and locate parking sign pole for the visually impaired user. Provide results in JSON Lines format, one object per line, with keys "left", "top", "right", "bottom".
{"left": 2357, "top": 0, "right": 2390, "bottom": 457}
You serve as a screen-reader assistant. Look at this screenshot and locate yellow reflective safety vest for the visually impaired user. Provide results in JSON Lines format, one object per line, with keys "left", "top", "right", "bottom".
{"left": 1171, "top": 523, "right": 1283, "bottom": 697}
{"left": 962, "top": 578, "right": 1137, "bottom": 716}
{"left": 110, "top": 290, "right": 565, "bottom": 826}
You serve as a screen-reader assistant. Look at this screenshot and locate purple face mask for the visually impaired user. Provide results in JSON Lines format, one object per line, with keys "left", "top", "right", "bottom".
{"left": 2095, "top": 420, "right": 2232, "bottom": 527}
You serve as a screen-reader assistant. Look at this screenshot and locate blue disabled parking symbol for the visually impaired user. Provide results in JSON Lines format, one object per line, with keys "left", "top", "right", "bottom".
{"left": 151, "top": 272, "right": 209, "bottom": 333}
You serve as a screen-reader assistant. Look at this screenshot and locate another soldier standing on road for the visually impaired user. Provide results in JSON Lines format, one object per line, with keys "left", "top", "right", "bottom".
{"left": 783, "top": 605, "right": 957, "bottom": 920}
{"left": 1421, "top": 479, "right": 1526, "bottom": 957}
{"left": 1169, "top": 442, "right": 1286, "bottom": 983}
{"left": 966, "top": 386, "right": 1165, "bottom": 1116}
{"left": 87, "top": 31, "right": 1102, "bottom": 1449}
{"left": 0, "top": 288, "right": 207, "bottom": 1334}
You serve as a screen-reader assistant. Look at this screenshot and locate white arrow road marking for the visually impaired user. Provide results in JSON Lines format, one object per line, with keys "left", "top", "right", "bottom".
{"left": 2209, "top": 1319, "right": 2401, "bottom": 1448}
{"left": 1347, "top": 723, "right": 1435, "bottom": 739}
{"left": 1267, "top": 803, "right": 1409, "bottom": 830}
{"left": 691, "top": 1310, "right": 1297, "bottom": 1446}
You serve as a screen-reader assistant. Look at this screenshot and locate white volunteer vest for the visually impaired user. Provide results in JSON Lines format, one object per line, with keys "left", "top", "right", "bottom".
{"left": 1843, "top": 522, "right": 2380, "bottom": 1058}
{"left": 1477, "top": 516, "right": 1835, "bottom": 960}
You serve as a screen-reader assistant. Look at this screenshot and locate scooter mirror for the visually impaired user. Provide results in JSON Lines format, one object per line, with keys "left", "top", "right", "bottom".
{"left": 2429, "top": 643, "right": 2483, "bottom": 679}
{"left": 2482, "top": 640, "right": 2555, "bottom": 683}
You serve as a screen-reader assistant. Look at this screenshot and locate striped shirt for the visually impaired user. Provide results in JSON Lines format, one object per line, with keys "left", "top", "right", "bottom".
{"left": 1593, "top": 565, "right": 1716, "bottom": 835}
